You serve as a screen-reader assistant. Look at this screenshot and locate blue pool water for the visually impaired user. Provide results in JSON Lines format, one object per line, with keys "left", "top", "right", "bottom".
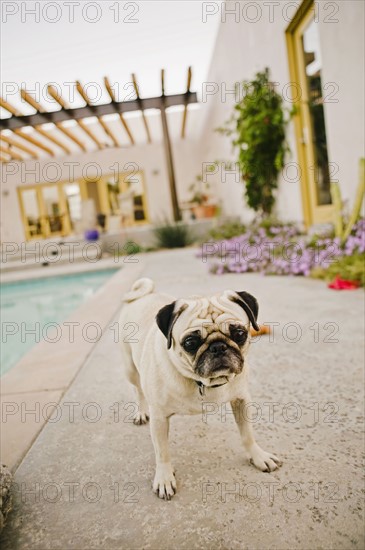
{"left": 0, "top": 268, "right": 118, "bottom": 375}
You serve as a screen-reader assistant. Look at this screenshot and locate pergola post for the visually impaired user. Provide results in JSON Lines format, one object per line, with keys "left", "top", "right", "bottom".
{"left": 160, "top": 68, "right": 180, "bottom": 222}
{"left": 160, "top": 106, "right": 180, "bottom": 222}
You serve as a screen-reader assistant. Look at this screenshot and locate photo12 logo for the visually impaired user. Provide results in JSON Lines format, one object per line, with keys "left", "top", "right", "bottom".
{"left": 201, "top": 400, "right": 340, "bottom": 425}
{"left": 0, "top": 159, "right": 140, "bottom": 185}
{"left": 201, "top": 2, "right": 340, "bottom": 25}
{"left": 2, "top": 80, "right": 140, "bottom": 108}
{"left": 12, "top": 480, "right": 139, "bottom": 504}
{"left": 1, "top": 2, "right": 140, "bottom": 24}
{"left": 200, "top": 80, "right": 339, "bottom": 104}
{"left": 201, "top": 480, "right": 341, "bottom": 504}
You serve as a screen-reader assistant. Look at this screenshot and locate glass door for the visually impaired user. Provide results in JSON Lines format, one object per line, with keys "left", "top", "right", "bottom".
{"left": 19, "top": 183, "right": 71, "bottom": 240}
{"left": 18, "top": 187, "right": 44, "bottom": 240}
{"left": 120, "top": 171, "right": 149, "bottom": 224}
{"left": 287, "top": 3, "right": 334, "bottom": 225}
{"left": 103, "top": 171, "right": 149, "bottom": 225}
{"left": 64, "top": 183, "right": 82, "bottom": 232}
{"left": 39, "top": 184, "right": 68, "bottom": 238}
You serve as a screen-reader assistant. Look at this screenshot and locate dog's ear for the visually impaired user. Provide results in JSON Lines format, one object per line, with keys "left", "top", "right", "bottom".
{"left": 156, "top": 301, "right": 187, "bottom": 349}
{"left": 231, "top": 291, "right": 260, "bottom": 331}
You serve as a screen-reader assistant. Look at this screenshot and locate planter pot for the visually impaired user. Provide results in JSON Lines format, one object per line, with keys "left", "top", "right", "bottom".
{"left": 193, "top": 204, "right": 217, "bottom": 219}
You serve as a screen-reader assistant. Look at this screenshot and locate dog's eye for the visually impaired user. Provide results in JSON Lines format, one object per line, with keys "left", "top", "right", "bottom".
{"left": 182, "top": 335, "right": 201, "bottom": 353}
{"left": 231, "top": 327, "right": 248, "bottom": 345}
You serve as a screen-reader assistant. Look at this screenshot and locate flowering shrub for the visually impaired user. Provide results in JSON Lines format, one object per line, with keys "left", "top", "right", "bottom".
{"left": 343, "top": 218, "right": 365, "bottom": 255}
{"left": 200, "top": 219, "right": 365, "bottom": 280}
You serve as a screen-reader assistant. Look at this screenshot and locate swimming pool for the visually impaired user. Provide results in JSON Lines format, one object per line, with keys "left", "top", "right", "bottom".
{"left": 1, "top": 268, "right": 118, "bottom": 375}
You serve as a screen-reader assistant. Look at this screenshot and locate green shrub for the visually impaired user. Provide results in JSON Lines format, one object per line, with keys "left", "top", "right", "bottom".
{"left": 124, "top": 241, "right": 143, "bottom": 255}
{"left": 206, "top": 217, "right": 299, "bottom": 242}
{"left": 113, "top": 241, "right": 143, "bottom": 256}
{"left": 257, "top": 217, "right": 300, "bottom": 235}
{"left": 207, "top": 220, "right": 247, "bottom": 241}
{"left": 154, "top": 222, "right": 194, "bottom": 249}
{"left": 311, "top": 253, "right": 365, "bottom": 286}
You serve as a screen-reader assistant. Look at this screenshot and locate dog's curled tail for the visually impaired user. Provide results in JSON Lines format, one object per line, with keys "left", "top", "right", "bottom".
{"left": 123, "top": 277, "right": 155, "bottom": 303}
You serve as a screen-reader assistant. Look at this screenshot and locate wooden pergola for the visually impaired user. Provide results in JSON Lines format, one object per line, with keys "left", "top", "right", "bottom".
{"left": 0, "top": 68, "right": 197, "bottom": 221}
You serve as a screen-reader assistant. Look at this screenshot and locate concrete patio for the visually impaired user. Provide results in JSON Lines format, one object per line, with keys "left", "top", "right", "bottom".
{"left": 1, "top": 248, "right": 364, "bottom": 550}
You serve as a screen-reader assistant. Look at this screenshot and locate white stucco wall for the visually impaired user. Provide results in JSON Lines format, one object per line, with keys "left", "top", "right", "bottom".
{"left": 0, "top": 138, "right": 200, "bottom": 244}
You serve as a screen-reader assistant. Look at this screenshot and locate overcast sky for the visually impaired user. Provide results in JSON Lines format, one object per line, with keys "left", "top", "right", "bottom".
{"left": 1, "top": 1, "right": 222, "bottom": 115}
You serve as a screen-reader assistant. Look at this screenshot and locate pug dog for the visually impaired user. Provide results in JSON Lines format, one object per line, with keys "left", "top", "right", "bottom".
{"left": 119, "top": 278, "right": 281, "bottom": 500}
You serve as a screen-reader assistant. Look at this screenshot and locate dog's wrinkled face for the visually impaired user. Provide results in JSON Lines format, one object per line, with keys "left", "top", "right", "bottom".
{"left": 181, "top": 322, "right": 246, "bottom": 378}
{"left": 156, "top": 290, "right": 259, "bottom": 384}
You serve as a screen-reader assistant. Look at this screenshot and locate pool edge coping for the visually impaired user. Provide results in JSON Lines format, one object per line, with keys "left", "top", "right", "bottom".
{"left": 0, "top": 260, "right": 145, "bottom": 472}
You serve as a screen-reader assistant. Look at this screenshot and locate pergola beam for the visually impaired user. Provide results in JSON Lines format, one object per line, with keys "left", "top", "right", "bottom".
{"left": 47, "top": 85, "right": 104, "bottom": 150}
{"left": 0, "top": 98, "right": 55, "bottom": 156}
{"left": 13, "top": 128, "right": 55, "bottom": 156}
{"left": 131, "top": 73, "right": 151, "bottom": 143}
{"left": 76, "top": 80, "right": 120, "bottom": 148}
{"left": 0, "top": 145, "right": 24, "bottom": 161}
{"left": 21, "top": 90, "right": 86, "bottom": 151}
{"left": 104, "top": 76, "right": 134, "bottom": 145}
{"left": 0, "top": 95, "right": 71, "bottom": 156}
{"left": 0, "top": 97, "right": 21, "bottom": 116}
{"left": 0, "top": 135, "right": 38, "bottom": 158}
{"left": 0, "top": 92, "right": 198, "bottom": 131}
{"left": 18, "top": 88, "right": 71, "bottom": 155}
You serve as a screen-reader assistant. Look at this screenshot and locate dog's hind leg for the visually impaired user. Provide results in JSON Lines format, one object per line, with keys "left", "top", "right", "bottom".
{"left": 121, "top": 349, "right": 149, "bottom": 425}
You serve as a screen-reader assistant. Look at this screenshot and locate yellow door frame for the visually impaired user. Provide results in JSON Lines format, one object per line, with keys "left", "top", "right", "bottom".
{"left": 17, "top": 186, "right": 44, "bottom": 241}
{"left": 286, "top": 0, "right": 334, "bottom": 227}
{"left": 91, "top": 170, "right": 150, "bottom": 225}
{"left": 40, "top": 182, "right": 70, "bottom": 238}
{"left": 18, "top": 182, "right": 72, "bottom": 240}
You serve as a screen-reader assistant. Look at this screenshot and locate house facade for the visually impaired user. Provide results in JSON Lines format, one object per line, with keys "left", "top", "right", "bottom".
{"left": 1, "top": 0, "right": 364, "bottom": 244}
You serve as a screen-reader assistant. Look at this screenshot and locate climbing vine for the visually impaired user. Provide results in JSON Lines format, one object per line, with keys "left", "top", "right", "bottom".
{"left": 218, "top": 68, "right": 290, "bottom": 215}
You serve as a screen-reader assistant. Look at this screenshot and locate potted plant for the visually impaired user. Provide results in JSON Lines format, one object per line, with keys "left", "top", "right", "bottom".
{"left": 188, "top": 174, "right": 217, "bottom": 219}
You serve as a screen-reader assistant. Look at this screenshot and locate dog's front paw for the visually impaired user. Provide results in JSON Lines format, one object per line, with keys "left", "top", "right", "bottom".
{"left": 153, "top": 463, "right": 176, "bottom": 500}
{"left": 249, "top": 445, "right": 282, "bottom": 472}
{"left": 133, "top": 411, "right": 149, "bottom": 425}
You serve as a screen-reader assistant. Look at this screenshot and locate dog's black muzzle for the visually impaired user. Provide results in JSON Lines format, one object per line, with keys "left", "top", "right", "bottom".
{"left": 195, "top": 341, "right": 243, "bottom": 378}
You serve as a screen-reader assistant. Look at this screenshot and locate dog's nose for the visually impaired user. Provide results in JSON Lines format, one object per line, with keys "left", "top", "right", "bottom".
{"left": 209, "top": 341, "right": 227, "bottom": 355}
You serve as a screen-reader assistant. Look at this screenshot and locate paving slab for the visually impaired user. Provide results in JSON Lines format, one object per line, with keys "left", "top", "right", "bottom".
{"left": 1, "top": 248, "right": 364, "bottom": 549}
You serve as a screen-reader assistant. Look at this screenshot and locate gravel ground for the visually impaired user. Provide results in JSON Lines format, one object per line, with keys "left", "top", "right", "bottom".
{"left": 1, "top": 248, "right": 364, "bottom": 550}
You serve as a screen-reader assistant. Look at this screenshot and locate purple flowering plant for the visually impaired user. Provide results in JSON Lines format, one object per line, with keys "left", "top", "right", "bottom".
{"left": 200, "top": 218, "right": 365, "bottom": 280}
